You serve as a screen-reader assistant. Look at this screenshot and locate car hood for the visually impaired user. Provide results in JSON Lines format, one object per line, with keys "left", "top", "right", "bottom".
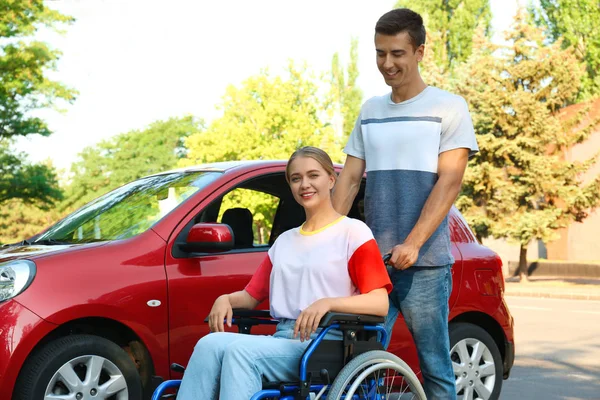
{"left": 0, "top": 243, "right": 103, "bottom": 263}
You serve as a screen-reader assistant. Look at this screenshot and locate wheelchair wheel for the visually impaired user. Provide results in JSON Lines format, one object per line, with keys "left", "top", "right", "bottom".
{"left": 327, "top": 350, "right": 426, "bottom": 400}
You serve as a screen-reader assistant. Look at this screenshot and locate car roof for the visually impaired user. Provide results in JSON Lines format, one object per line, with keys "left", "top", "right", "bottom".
{"left": 148, "top": 159, "right": 344, "bottom": 177}
{"left": 149, "top": 160, "right": 283, "bottom": 175}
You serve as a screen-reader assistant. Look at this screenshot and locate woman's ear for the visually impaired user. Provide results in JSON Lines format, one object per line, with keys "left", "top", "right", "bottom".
{"left": 329, "top": 175, "right": 336, "bottom": 190}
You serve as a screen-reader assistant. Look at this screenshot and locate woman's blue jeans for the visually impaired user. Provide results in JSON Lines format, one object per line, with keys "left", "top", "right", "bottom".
{"left": 177, "top": 318, "right": 342, "bottom": 400}
{"left": 384, "top": 264, "right": 457, "bottom": 400}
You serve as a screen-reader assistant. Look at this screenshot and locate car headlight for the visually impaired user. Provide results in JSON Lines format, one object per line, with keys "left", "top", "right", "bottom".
{"left": 0, "top": 260, "right": 36, "bottom": 303}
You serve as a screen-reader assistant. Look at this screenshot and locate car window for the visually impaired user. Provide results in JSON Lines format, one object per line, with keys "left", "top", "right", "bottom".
{"left": 36, "top": 171, "right": 222, "bottom": 243}
{"left": 217, "top": 188, "right": 280, "bottom": 247}
{"left": 174, "top": 173, "right": 294, "bottom": 256}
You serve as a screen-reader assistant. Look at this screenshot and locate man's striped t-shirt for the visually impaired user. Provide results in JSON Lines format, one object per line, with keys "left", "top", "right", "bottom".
{"left": 245, "top": 216, "right": 392, "bottom": 320}
{"left": 344, "top": 86, "right": 479, "bottom": 267}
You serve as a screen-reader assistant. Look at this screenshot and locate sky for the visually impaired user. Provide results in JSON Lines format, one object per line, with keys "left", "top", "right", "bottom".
{"left": 16, "top": 0, "right": 521, "bottom": 173}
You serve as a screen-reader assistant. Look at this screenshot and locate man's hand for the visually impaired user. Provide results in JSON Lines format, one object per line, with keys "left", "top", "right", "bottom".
{"left": 389, "top": 242, "right": 421, "bottom": 270}
{"left": 294, "top": 298, "right": 332, "bottom": 342}
{"left": 207, "top": 295, "right": 233, "bottom": 333}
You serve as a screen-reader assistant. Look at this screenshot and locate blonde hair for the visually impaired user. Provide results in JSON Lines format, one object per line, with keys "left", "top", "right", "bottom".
{"left": 285, "top": 146, "right": 336, "bottom": 183}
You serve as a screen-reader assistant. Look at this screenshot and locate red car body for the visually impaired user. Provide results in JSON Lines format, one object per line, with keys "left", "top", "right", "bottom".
{"left": 0, "top": 161, "right": 514, "bottom": 399}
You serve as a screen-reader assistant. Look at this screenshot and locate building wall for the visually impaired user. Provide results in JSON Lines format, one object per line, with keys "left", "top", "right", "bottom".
{"left": 546, "top": 123, "right": 600, "bottom": 261}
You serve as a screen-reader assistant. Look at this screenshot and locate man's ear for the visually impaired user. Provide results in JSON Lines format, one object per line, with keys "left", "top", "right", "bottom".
{"left": 416, "top": 44, "right": 425, "bottom": 62}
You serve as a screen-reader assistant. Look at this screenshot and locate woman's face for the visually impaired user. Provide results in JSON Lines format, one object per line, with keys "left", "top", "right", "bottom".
{"left": 287, "top": 156, "right": 335, "bottom": 211}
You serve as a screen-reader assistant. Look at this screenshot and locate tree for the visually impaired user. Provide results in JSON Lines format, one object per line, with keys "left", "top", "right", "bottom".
{"left": 62, "top": 116, "right": 201, "bottom": 212}
{"left": 0, "top": 144, "right": 61, "bottom": 205}
{"left": 0, "top": 0, "right": 76, "bottom": 206}
{"left": 328, "top": 38, "right": 363, "bottom": 140}
{"left": 0, "top": 155, "right": 62, "bottom": 245}
{"left": 182, "top": 64, "right": 344, "bottom": 238}
{"left": 0, "top": 199, "right": 61, "bottom": 244}
{"left": 534, "top": 0, "right": 600, "bottom": 99}
{"left": 395, "top": 0, "right": 492, "bottom": 68}
{"left": 0, "top": 116, "right": 199, "bottom": 244}
{"left": 183, "top": 64, "right": 342, "bottom": 165}
{"left": 454, "top": 10, "right": 600, "bottom": 281}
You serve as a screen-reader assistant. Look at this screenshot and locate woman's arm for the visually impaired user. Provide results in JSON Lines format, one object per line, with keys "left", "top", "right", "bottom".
{"left": 208, "top": 254, "right": 271, "bottom": 332}
{"left": 294, "top": 288, "right": 389, "bottom": 341}
{"left": 328, "top": 288, "right": 389, "bottom": 316}
{"left": 208, "top": 290, "right": 260, "bottom": 332}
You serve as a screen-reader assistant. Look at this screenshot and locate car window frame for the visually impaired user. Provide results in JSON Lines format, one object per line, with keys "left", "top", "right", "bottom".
{"left": 171, "top": 171, "right": 291, "bottom": 258}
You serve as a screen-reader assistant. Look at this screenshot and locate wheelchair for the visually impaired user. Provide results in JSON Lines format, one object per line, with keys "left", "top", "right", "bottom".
{"left": 152, "top": 309, "right": 426, "bottom": 400}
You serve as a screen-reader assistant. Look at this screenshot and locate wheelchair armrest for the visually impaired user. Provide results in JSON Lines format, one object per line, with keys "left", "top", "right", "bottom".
{"left": 231, "top": 309, "right": 272, "bottom": 319}
{"left": 203, "top": 309, "right": 276, "bottom": 334}
{"left": 319, "top": 312, "right": 385, "bottom": 327}
{"left": 202, "top": 309, "right": 272, "bottom": 323}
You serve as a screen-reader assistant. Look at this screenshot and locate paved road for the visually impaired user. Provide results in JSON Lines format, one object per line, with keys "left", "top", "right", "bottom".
{"left": 500, "top": 296, "right": 600, "bottom": 400}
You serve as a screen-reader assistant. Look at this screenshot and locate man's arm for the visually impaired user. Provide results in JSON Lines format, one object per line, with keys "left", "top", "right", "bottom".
{"left": 389, "top": 148, "right": 469, "bottom": 270}
{"left": 332, "top": 155, "right": 366, "bottom": 215}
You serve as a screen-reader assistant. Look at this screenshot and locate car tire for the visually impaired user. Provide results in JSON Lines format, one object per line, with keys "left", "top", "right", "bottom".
{"left": 14, "top": 334, "right": 143, "bottom": 400}
{"left": 449, "top": 322, "right": 503, "bottom": 400}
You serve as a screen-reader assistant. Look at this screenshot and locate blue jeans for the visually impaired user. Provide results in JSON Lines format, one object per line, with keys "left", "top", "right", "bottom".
{"left": 384, "top": 265, "right": 456, "bottom": 400}
{"left": 177, "top": 319, "right": 342, "bottom": 400}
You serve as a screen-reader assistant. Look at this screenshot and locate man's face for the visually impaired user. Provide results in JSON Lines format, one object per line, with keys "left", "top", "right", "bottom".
{"left": 375, "top": 31, "right": 424, "bottom": 91}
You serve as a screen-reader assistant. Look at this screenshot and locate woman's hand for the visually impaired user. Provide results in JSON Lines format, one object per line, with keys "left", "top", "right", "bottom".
{"left": 208, "top": 295, "right": 233, "bottom": 333}
{"left": 294, "top": 298, "right": 332, "bottom": 342}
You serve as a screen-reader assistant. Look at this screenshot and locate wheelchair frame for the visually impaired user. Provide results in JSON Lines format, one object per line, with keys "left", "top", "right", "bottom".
{"left": 152, "top": 310, "right": 425, "bottom": 400}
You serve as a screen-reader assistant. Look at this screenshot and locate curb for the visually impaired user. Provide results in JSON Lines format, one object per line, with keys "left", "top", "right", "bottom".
{"left": 507, "top": 261, "right": 600, "bottom": 278}
{"left": 505, "top": 291, "right": 600, "bottom": 301}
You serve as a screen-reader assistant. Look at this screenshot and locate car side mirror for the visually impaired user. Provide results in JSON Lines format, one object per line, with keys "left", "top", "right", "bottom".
{"left": 178, "top": 223, "right": 234, "bottom": 253}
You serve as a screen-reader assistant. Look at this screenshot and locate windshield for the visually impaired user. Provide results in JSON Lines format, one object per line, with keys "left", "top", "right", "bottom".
{"left": 35, "top": 171, "right": 222, "bottom": 244}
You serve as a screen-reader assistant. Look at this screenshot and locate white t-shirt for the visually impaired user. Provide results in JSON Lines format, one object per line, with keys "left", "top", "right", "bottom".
{"left": 245, "top": 216, "right": 392, "bottom": 320}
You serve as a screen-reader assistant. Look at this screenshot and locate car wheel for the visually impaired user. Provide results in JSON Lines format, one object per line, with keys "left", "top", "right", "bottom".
{"left": 450, "top": 322, "right": 503, "bottom": 400}
{"left": 14, "top": 334, "right": 143, "bottom": 400}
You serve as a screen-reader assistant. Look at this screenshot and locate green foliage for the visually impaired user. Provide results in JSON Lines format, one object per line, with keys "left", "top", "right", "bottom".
{"left": 0, "top": 142, "right": 62, "bottom": 206}
{"left": 328, "top": 38, "right": 363, "bottom": 140}
{"left": 62, "top": 116, "right": 202, "bottom": 212}
{"left": 0, "top": 0, "right": 76, "bottom": 139}
{"left": 453, "top": 10, "right": 600, "bottom": 273}
{"left": 1, "top": 116, "right": 199, "bottom": 243}
{"left": 0, "top": 0, "right": 73, "bottom": 37}
{"left": 534, "top": 0, "right": 600, "bottom": 99}
{"left": 395, "top": 0, "right": 492, "bottom": 68}
{"left": 182, "top": 64, "right": 344, "bottom": 236}
{"left": 182, "top": 64, "right": 343, "bottom": 165}
{"left": 0, "top": 199, "right": 61, "bottom": 244}
{"left": 0, "top": 0, "right": 76, "bottom": 207}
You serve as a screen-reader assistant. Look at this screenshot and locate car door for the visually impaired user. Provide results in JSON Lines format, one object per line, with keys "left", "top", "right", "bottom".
{"left": 165, "top": 167, "right": 290, "bottom": 376}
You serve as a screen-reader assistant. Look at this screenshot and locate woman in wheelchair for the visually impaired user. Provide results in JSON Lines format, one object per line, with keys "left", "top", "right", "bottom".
{"left": 177, "top": 147, "right": 402, "bottom": 400}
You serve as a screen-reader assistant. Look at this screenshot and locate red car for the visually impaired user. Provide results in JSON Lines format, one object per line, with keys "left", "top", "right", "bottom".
{"left": 0, "top": 161, "right": 514, "bottom": 400}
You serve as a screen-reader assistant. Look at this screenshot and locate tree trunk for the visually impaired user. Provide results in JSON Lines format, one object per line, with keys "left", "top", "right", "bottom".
{"left": 516, "top": 244, "right": 529, "bottom": 282}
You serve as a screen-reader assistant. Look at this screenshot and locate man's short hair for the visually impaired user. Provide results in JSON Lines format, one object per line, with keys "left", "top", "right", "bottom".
{"left": 375, "top": 8, "right": 426, "bottom": 50}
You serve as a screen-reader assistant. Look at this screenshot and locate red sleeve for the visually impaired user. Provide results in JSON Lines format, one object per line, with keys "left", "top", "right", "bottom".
{"left": 244, "top": 255, "right": 272, "bottom": 302}
{"left": 348, "top": 239, "right": 393, "bottom": 294}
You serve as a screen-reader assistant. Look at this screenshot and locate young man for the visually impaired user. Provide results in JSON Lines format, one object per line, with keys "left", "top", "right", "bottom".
{"left": 332, "top": 8, "right": 478, "bottom": 400}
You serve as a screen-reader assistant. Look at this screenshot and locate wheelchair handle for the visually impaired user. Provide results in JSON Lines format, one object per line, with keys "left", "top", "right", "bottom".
{"left": 383, "top": 253, "right": 392, "bottom": 265}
